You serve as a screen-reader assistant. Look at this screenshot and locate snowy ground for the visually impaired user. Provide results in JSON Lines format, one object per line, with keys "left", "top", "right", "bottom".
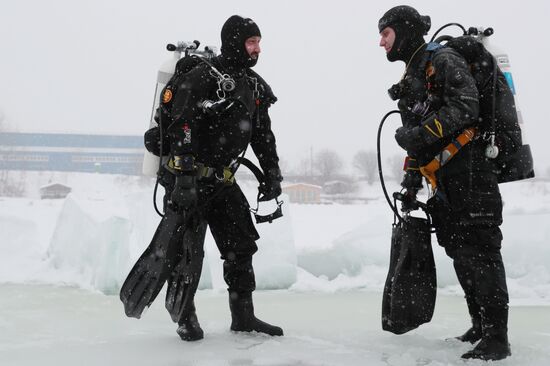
{"left": 1, "top": 172, "right": 550, "bottom": 364}
{"left": 1, "top": 284, "right": 549, "bottom": 366}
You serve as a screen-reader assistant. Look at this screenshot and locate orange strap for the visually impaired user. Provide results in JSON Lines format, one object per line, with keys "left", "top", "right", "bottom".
{"left": 420, "top": 128, "right": 476, "bottom": 189}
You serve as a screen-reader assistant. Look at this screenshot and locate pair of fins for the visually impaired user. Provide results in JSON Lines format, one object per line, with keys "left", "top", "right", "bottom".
{"left": 119, "top": 207, "right": 205, "bottom": 322}
{"left": 382, "top": 215, "right": 436, "bottom": 334}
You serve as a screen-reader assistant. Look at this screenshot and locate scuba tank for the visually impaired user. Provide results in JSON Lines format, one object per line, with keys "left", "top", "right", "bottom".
{"left": 142, "top": 41, "right": 217, "bottom": 176}
{"left": 470, "top": 27, "right": 535, "bottom": 182}
{"left": 430, "top": 24, "right": 535, "bottom": 183}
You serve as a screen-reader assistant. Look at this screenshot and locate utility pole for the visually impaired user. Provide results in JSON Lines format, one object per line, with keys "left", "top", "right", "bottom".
{"left": 310, "top": 146, "right": 313, "bottom": 177}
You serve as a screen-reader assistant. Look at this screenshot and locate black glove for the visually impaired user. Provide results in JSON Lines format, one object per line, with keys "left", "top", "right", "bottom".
{"left": 399, "top": 169, "right": 423, "bottom": 212}
{"left": 144, "top": 126, "right": 161, "bottom": 156}
{"left": 258, "top": 168, "right": 283, "bottom": 202}
{"left": 395, "top": 126, "right": 424, "bottom": 153}
{"left": 170, "top": 175, "right": 197, "bottom": 210}
{"left": 400, "top": 189, "right": 420, "bottom": 212}
{"left": 400, "top": 170, "right": 423, "bottom": 191}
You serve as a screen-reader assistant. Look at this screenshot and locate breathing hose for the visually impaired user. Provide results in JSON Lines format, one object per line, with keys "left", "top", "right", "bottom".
{"left": 377, "top": 110, "right": 403, "bottom": 223}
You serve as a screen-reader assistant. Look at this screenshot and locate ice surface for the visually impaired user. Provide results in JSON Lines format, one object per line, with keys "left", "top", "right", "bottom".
{"left": 1, "top": 284, "right": 549, "bottom": 366}
{"left": 2, "top": 173, "right": 550, "bottom": 364}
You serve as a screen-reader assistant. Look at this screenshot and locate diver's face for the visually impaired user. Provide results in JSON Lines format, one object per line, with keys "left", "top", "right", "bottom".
{"left": 379, "top": 27, "right": 395, "bottom": 55}
{"left": 245, "top": 36, "right": 261, "bottom": 59}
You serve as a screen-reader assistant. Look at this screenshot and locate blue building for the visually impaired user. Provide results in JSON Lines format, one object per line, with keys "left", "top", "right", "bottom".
{"left": 0, "top": 132, "right": 145, "bottom": 175}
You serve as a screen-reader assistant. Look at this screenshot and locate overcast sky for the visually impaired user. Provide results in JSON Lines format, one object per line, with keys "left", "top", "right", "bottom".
{"left": 1, "top": 0, "right": 548, "bottom": 174}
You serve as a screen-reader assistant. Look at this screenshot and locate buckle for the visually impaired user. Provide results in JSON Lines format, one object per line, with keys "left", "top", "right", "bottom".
{"left": 215, "top": 167, "right": 235, "bottom": 184}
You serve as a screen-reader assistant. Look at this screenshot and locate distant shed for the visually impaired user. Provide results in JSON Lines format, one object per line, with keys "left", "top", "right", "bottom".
{"left": 282, "top": 183, "right": 322, "bottom": 204}
{"left": 39, "top": 183, "right": 72, "bottom": 199}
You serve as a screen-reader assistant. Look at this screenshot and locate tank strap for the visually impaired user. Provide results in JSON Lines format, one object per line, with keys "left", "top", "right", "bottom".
{"left": 426, "top": 42, "right": 444, "bottom": 52}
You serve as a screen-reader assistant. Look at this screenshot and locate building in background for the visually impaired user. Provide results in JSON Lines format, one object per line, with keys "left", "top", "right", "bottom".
{"left": 0, "top": 132, "right": 144, "bottom": 175}
{"left": 39, "top": 183, "right": 72, "bottom": 199}
{"left": 282, "top": 183, "right": 322, "bottom": 204}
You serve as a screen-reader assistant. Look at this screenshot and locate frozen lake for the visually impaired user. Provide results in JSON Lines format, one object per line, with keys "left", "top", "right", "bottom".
{"left": 2, "top": 174, "right": 550, "bottom": 364}
{"left": 1, "top": 284, "right": 549, "bottom": 366}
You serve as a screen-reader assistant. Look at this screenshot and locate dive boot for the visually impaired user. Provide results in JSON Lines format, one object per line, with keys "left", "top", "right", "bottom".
{"left": 461, "top": 332, "right": 511, "bottom": 361}
{"left": 462, "top": 306, "right": 511, "bottom": 361}
{"left": 229, "top": 292, "right": 283, "bottom": 336}
{"left": 176, "top": 311, "right": 204, "bottom": 341}
{"left": 454, "top": 295, "right": 482, "bottom": 343}
{"left": 455, "top": 324, "right": 482, "bottom": 343}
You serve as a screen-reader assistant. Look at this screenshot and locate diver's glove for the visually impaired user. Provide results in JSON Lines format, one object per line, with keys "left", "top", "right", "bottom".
{"left": 400, "top": 189, "right": 420, "bottom": 212}
{"left": 400, "top": 170, "right": 423, "bottom": 213}
{"left": 258, "top": 168, "right": 283, "bottom": 202}
{"left": 170, "top": 155, "right": 198, "bottom": 210}
{"left": 395, "top": 126, "right": 424, "bottom": 154}
{"left": 144, "top": 127, "right": 163, "bottom": 156}
{"left": 401, "top": 170, "right": 423, "bottom": 191}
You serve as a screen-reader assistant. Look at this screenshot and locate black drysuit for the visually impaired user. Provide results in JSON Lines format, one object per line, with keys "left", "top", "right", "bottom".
{"left": 145, "top": 55, "right": 281, "bottom": 321}
{"left": 396, "top": 45, "right": 509, "bottom": 332}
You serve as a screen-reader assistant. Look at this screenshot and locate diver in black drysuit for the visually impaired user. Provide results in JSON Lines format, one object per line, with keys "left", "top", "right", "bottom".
{"left": 378, "top": 5, "right": 511, "bottom": 361}
{"left": 144, "top": 15, "right": 283, "bottom": 341}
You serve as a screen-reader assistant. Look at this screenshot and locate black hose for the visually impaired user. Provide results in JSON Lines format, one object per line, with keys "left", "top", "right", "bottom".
{"left": 377, "top": 110, "right": 403, "bottom": 222}
{"left": 429, "top": 23, "right": 467, "bottom": 43}
{"left": 491, "top": 54, "right": 498, "bottom": 145}
{"left": 153, "top": 178, "right": 163, "bottom": 217}
{"left": 153, "top": 109, "right": 165, "bottom": 218}
{"left": 377, "top": 111, "right": 435, "bottom": 230}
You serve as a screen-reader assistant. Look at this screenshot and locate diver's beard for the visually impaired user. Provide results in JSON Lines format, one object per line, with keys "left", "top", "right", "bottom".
{"left": 246, "top": 56, "right": 259, "bottom": 67}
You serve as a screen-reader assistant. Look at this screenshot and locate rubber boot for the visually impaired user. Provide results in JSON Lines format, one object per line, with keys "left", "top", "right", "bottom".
{"left": 176, "top": 310, "right": 204, "bottom": 341}
{"left": 229, "top": 292, "right": 283, "bottom": 336}
{"left": 456, "top": 322, "right": 482, "bottom": 344}
{"left": 461, "top": 307, "right": 511, "bottom": 361}
{"left": 461, "top": 330, "right": 511, "bottom": 361}
{"left": 455, "top": 297, "right": 482, "bottom": 343}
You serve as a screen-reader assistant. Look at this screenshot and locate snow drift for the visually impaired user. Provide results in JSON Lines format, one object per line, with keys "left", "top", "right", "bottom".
{"left": 0, "top": 173, "right": 549, "bottom": 305}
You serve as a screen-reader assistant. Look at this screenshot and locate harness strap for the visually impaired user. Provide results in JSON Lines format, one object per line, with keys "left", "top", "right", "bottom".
{"left": 236, "top": 157, "right": 265, "bottom": 183}
{"left": 182, "top": 158, "right": 265, "bottom": 185}
{"left": 236, "top": 157, "right": 284, "bottom": 223}
{"left": 420, "top": 127, "right": 476, "bottom": 190}
{"left": 166, "top": 159, "right": 236, "bottom": 184}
